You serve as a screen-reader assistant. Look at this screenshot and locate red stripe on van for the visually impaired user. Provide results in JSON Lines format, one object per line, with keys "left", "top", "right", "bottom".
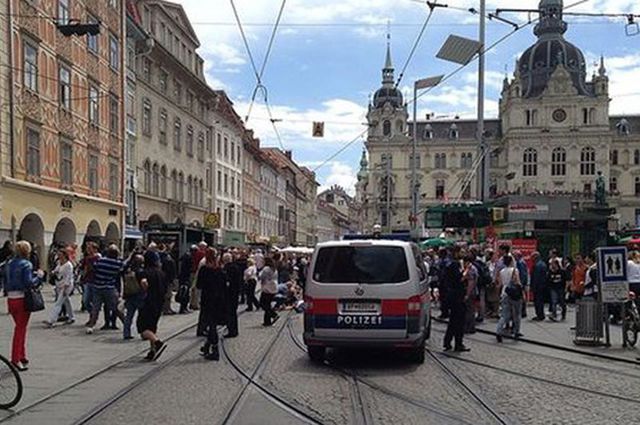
{"left": 313, "top": 299, "right": 338, "bottom": 315}
{"left": 382, "top": 299, "right": 408, "bottom": 315}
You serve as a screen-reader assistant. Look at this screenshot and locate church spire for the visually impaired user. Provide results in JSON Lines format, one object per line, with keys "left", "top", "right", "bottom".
{"left": 382, "top": 28, "right": 395, "bottom": 87}
{"left": 598, "top": 55, "right": 607, "bottom": 77}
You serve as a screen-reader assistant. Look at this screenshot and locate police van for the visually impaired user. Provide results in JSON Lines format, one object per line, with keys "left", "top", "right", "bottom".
{"left": 303, "top": 239, "right": 431, "bottom": 363}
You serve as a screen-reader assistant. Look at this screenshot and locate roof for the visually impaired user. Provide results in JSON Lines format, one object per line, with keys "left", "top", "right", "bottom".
{"left": 409, "top": 118, "right": 501, "bottom": 141}
{"left": 154, "top": 0, "right": 200, "bottom": 47}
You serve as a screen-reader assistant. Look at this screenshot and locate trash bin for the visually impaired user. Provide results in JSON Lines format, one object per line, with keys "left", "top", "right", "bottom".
{"left": 573, "top": 298, "right": 603, "bottom": 346}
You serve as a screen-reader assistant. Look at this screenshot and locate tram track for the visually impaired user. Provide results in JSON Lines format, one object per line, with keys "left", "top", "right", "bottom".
{"left": 0, "top": 319, "right": 201, "bottom": 424}
{"left": 285, "top": 317, "right": 505, "bottom": 425}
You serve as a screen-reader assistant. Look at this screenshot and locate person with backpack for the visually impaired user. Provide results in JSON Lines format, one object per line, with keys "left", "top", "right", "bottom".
{"left": 123, "top": 254, "right": 145, "bottom": 340}
{"left": 547, "top": 259, "right": 568, "bottom": 321}
{"left": 496, "top": 255, "right": 522, "bottom": 342}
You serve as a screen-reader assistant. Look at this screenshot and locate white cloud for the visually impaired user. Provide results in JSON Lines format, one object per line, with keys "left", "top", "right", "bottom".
{"left": 312, "top": 161, "right": 358, "bottom": 196}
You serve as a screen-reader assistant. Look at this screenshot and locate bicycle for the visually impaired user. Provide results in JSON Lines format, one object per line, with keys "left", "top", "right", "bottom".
{"left": 0, "top": 353, "right": 23, "bottom": 409}
{"left": 622, "top": 291, "right": 640, "bottom": 348}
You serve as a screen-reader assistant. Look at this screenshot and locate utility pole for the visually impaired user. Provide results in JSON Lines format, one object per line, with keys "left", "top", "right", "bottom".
{"left": 477, "top": 0, "right": 489, "bottom": 202}
{"left": 411, "top": 84, "right": 418, "bottom": 234}
{"left": 386, "top": 145, "right": 392, "bottom": 233}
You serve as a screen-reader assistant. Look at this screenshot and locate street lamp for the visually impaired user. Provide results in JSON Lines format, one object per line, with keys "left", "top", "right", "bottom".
{"left": 411, "top": 75, "right": 443, "bottom": 236}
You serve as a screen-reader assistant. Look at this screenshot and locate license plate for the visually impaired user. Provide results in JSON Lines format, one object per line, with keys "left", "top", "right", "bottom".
{"left": 342, "top": 302, "right": 378, "bottom": 313}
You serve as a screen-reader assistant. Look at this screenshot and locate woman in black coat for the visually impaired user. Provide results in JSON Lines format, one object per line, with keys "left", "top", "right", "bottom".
{"left": 196, "top": 248, "right": 228, "bottom": 361}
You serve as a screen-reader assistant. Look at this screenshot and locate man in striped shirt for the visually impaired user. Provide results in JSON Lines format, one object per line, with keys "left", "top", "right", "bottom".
{"left": 86, "top": 245, "right": 125, "bottom": 334}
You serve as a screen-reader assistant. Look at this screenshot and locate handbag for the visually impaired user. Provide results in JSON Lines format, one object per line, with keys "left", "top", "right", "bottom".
{"left": 24, "top": 285, "right": 46, "bottom": 312}
{"left": 504, "top": 268, "right": 522, "bottom": 301}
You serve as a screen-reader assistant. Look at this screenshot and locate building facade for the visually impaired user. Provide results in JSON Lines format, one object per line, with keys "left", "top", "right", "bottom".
{"left": 358, "top": 0, "right": 640, "bottom": 248}
{"left": 316, "top": 186, "right": 361, "bottom": 241}
{"left": 259, "top": 154, "right": 279, "bottom": 244}
{"left": 0, "top": 0, "right": 126, "bottom": 264}
{"left": 133, "top": 0, "right": 216, "bottom": 246}
{"left": 242, "top": 130, "right": 261, "bottom": 244}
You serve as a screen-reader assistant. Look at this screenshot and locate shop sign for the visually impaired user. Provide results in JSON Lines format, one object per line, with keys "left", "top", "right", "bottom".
{"left": 508, "top": 204, "right": 549, "bottom": 215}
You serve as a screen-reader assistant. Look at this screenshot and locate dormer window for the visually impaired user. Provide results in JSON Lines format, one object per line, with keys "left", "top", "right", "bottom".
{"left": 617, "top": 119, "right": 631, "bottom": 136}
{"left": 423, "top": 124, "right": 433, "bottom": 140}
{"left": 448, "top": 124, "right": 459, "bottom": 140}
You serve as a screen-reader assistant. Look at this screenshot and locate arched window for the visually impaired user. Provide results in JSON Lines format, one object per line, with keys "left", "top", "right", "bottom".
{"left": 435, "top": 179, "right": 445, "bottom": 200}
{"left": 187, "top": 176, "right": 193, "bottom": 204}
{"left": 178, "top": 172, "right": 184, "bottom": 201}
{"left": 580, "top": 147, "right": 596, "bottom": 176}
{"left": 449, "top": 124, "right": 459, "bottom": 140}
{"left": 610, "top": 149, "right": 619, "bottom": 166}
{"left": 186, "top": 125, "right": 194, "bottom": 157}
{"left": 143, "top": 160, "right": 151, "bottom": 194}
{"left": 383, "top": 120, "right": 391, "bottom": 136}
{"left": 551, "top": 147, "right": 566, "bottom": 176}
{"left": 610, "top": 177, "right": 618, "bottom": 193}
{"left": 173, "top": 118, "right": 182, "bottom": 151}
{"left": 171, "top": 169, "right": 178, "bottom": 200}
{"left": 523, "top": 148, "right": 537, "bottom": 177}
{"left": 160, "top": 166, "right": 167, "bottom": 198}
{"left": 396, "top": 120, "right": 403, "bottom": 133}
{"left": 152, "top": 163, "right": 159, "bottom": 196}
{"left": 461, "top": 153, "right": 473, "bottom": 169}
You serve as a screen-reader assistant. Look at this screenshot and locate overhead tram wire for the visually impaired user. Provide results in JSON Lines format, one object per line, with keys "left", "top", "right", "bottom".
{"left": 394, "top": 3, "right": 436, "bottom": 89}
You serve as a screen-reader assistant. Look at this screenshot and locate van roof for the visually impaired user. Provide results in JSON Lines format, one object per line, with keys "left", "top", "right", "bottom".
{"left": 315, "top": 240, "right": 412, "bottom": 249}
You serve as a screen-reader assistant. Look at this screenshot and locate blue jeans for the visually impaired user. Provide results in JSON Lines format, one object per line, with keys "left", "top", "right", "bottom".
{"left": 88, "top": 288, "right": 123, "bottom": 328}
{"left": 83, "top": 283, "right": 94, "bottom": 312}
{"left": 123, "top": 293, "right": 145, "bottom": 338}
{"left": 549, "top": 285, "right": 566, "bottom": 319}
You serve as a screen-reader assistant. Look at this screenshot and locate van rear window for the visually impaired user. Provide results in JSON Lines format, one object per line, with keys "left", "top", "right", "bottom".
{"left": 313, "top": 246, "right": 409, "bottom": 284}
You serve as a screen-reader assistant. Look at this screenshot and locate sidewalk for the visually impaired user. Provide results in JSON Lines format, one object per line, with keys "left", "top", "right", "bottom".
{"left": 0, "top": 286, "right": 198, "bottom": 416}
{"left": 470, "top": 303, "right": 640, "bottom": 362}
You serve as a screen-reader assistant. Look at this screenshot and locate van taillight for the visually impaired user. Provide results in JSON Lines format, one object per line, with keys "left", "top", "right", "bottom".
{"left": 304, "top": 296, "right": 314, "bottom": 314}
{"left": 407, "top": 295, "right": 421, "bottom": 316}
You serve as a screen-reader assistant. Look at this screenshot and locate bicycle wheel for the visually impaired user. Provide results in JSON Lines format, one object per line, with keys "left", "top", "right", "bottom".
{"left": 0, "top": 355, "right": 23, "bottom": 409}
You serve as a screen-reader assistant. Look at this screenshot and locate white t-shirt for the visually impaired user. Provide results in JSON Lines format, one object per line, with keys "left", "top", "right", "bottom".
{"left": 628, "top": 260, "right": 640, "bottom": 284}
{"left": 499, "top": 266, "right": 518, "bottom": 297}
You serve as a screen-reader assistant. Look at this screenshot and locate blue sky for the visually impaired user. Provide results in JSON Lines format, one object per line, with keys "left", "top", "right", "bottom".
{"left": 175, "top": 0, "right": 640, "bottom": 194}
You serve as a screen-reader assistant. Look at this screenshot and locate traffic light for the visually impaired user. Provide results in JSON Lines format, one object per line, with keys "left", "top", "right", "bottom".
{"left": 57, "top": 21, "right": 101, "bottom": 37}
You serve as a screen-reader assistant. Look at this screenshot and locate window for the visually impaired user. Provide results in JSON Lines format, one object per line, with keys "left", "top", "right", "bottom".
{"left": 423, "top": 125, "right": 433, "bottom": 140}
{"left": 584, "top": 183, "right": 592, "bottom": 194}
{"left": 313, "top": 246, "right": 409, "bottom": 284}
{"left": 88, "top": 84, "right": 99, "bottom": 126}
{"left": 159, "top": 109, "right": 167, "bottom": 144}
{"left": 224, "top": 137, "right": 228, "bottom": 159}
{"left": 582, "top": 108, "right": 589, "bottom": 125}
{"left": 435, "top": 179, "right": 445, "bottom": 199}
{"left": 109, "top": 34, "right": 119, "bottom": 70}
{"left": 197, "top": 133, "right": 205, "bottom": 161}
{"left": 526, "top": 109, "right": 538, "bottom": 126}
{"left": 448, "top": 125, "right": 459, "bottom": 140}
{"left": 59, "top": 64, "right": 71, "bottom": 109}
{"left": 236, "top": 145, "right": 241, "bottom": 165}
{"left": 178, "top": 172, "right": 184, "bottom": 201}
{"left": 435, "top": 153, "right": 447, "bottom": 169}
{"left": 109, "top": 94, "right": 119, "bottom": 134}
{"left": 186, "top": 177, "right": 193, "bottom": 204}
{"left": 200, "top": 180, "right": 204, "bottom": 206}
{"left": 231, "top": 141, "right": 235, "bottom": 163}
{"left": 58, "top": 0, "right": 70, "bottom": 25}
{"left": 217, "top": 170, "right": 222, "bottom": 192}
{"left": 142, "top": 99, "right": 151, "bottom": 135}
{"left": 60, "top": 140, "right": 73, "bottom": 186}
{"left": 237, "top": 179, "right": 241, "bottom": 199}
{"left": 186, "top": 126, "right": 194, "bottom": 157}
{"left": 409, "top": 153, "right": 421, "bottom": 170}
{"left": 143, "top": 161, "right": 151, "bottom": 193}
{"left": 383, "top": 120, "right": 391, "bottom": 136}
{"left": 109, "top": 162, "right": 118, "bottom": 199}
{"left": 87, "top": 15, "right": 99, "bottom": 53}
{"left": 610, "top": 177, "right": 618, "bottom": 193}
{"left": 173, "top": 80, "right": 182, "bottom": 104}
{"left": 610, "top": 149, "right": 619, "bottom": 166}
{"left": 173, "top": 118, "right": 181, "bottom": 151}
{"left": 159, "top": 70, "right": 167, "bottom": 94}
{"left": 26, "top": 128, "right": 40, "bottom": 177}
{"left": 636, "top": 177, "right": 640, "bottom": 197}
{"left": 461, "top": 153, "right": 473, "bottom": 169}
{"left": 160, "top": 166, "right": 167, "bottom": 198}
{"left": 152, "top": 163, "right": 159, "bottom": 196}
{"left": 171, "top": 170, "right": 177, "bottom": 199}
{"left": 580, "top": 147, "right": 596, "bottom": 176}
{"left": 88, "top": 153, "right": 99, "bottom": 192}
{"left": 23, "top": 41, "right": 38, "bottom": 91}
{"left": 635, "top": 150, "right": 640, "bottom": 166}
{"left": 551, "top": 147, "right": 566, "bottom": 176}
{"left": 141, "top": 58, "right": 151, "bottom": 81}
{"left": 523, "top": 148, "right": 538, "bottom": 177}
{"left": 224, "top": 173, "right": 228, "bottom": 194}
{"left": 231, "top": 176, "right": 235, "bottom": 197}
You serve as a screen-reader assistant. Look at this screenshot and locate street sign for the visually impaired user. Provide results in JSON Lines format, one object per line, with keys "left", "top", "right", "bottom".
{"left": 312, "top": 122, "right": 324, "bottom": 138}
{"left": 597, "top": 247, "right": 629, "bottom": 303}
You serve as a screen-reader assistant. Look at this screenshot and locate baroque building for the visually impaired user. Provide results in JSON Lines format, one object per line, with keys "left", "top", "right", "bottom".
{"left": 0, "top": 0, "right": 126, "bottom": 263}
{"left": 358, "top": 0, "right": 640, "bottom": 253}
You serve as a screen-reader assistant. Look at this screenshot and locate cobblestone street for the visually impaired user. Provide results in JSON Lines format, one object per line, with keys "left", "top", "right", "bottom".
{"left": 4, "top": 292, "right": 640, "bottom": 425}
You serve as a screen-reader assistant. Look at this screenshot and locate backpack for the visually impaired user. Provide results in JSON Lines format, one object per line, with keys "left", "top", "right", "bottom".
{"left": 123, "top": 270, "right": 143, "bottom": 298}
{"left": 474, "top": 260, "right": 492, "bottom": 290}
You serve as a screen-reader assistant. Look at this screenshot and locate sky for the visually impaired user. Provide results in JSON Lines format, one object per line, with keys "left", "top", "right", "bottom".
{"left": 173, "top": 0, "right": 640, "bottom": 195}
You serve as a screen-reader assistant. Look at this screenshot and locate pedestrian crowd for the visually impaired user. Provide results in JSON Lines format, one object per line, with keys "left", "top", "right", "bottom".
{"left": 423, "top": 243, "right": 633, "bottom": 350}
{"left": 0, "top": 239, "right": 309, "bottom": 370}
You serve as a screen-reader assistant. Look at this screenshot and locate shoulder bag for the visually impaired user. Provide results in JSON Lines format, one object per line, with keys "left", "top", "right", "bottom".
{"left": 24, "top": 285, "right": 46, "bottom": 312}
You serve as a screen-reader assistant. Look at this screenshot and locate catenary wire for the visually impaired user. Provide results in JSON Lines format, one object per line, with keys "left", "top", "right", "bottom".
{"left": 394, "top": 6, "right": 436, "bottom": 89}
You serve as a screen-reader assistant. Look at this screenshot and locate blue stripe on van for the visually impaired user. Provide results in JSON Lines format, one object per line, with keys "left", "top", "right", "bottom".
{"left": 313, "top": 314, "right": 406, "bottom": 330}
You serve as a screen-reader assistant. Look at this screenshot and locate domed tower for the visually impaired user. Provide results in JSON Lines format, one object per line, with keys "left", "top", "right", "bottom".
{"left": 518, "top": 0, "right": 591, "bottom": 98}
{"left": 366, "top": 33, "right": 409, "bottom": 142}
